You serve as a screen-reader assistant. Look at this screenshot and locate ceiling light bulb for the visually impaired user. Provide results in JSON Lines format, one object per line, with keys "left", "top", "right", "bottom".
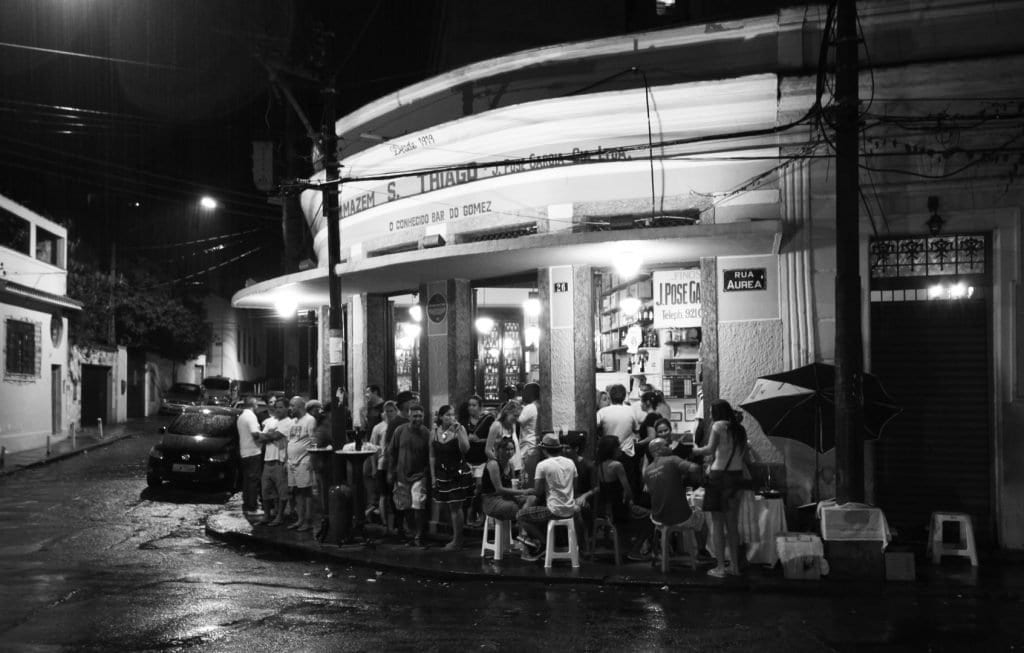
{"left": 620, "top": 296, "right": 641, "bottom": 316}
{"left": 408, "top": 304, "right": 423, "bottom": 322}
{"left": 275, "top": 296, "right": 297, "bottom": 317}
{"left": 615, "top": 255, "right": 642, "bottom": 279}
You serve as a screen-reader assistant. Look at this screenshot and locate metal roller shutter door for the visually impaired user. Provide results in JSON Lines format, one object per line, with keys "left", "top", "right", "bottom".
{"left": 870, "top": 297, "right": 992, "bottom": 546}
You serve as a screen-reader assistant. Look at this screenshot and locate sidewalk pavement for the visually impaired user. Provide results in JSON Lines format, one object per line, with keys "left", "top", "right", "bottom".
{"left": 0, "top": 416, "right": 162, "bottom": 476}
{"left": 206, "top": 498, "right": 1024, "bottom": 597}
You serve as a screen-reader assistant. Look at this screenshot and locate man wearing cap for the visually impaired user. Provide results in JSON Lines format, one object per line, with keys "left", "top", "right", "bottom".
{"left": 516, "top": 433, "right": 589, "bottom": 561}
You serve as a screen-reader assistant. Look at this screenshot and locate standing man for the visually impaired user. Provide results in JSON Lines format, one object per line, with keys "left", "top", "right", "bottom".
{"left": 518, "top": 382, "right": 541, "bottom": 484}
{"left": 286, "top": 396, "right": 316, "bottom": 532}
{"left": 236, "top": 397, "right": 263, "bottom": 514}
{"left": 516, "top": 434, "right": 590, "bottom": 562}
{"left": 597, "top": 383, "right": 640, "bottom": 494}
{"left": 391, "top": 402, "right": 431, "bottom": 547}
{"left": 257, "top": 399, "right": 291, "bottom": 526}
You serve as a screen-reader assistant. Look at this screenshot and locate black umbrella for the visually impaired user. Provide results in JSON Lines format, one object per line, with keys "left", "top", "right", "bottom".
{"left": 739, "top": 362, "right": 901, "bottom": 500}
{"left": 740, "top": 362, "right": 901, "bottom": 453}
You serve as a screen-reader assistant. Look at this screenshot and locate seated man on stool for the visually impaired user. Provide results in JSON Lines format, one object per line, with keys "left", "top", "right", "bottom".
{"left": 516, "top": 433, "right": 593, "bottom": 562}
{"left": 643, "top": 438, "right": 704, "bottom": 555}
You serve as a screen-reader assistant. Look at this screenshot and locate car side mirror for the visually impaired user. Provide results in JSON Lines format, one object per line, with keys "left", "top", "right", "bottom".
{"left": 159, "top": 426, "right": 167, "bottom": 434}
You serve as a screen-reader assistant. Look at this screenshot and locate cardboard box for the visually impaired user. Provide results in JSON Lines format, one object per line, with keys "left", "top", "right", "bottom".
{"left": 884, "top": 550, "right": 916, "bottom": 581}
{"left": 824, "top": 540, "right": 884, "bottom": 580}
{"left": 783, "top": 556, "right": 822, "bottom": 580}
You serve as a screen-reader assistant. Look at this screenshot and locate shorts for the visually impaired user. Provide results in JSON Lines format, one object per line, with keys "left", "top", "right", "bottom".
{"left": 482, "top": 494, "right": 521, "bottom": 521}
{"left": 376, "top": 469, "right": 390, "bottom": 500}
{"left": 517, "top": 505, "right": 576, "bottom": 524}
{"left": 394, "top": 479, "right": 428, "bottom": 510}
{"left": 703, "top": 470, "right": 745, "bottom": 512}
{"left": 471, "top": 462, "right": 487, "bottom": 480}
{"left": 287, "top": 458, "right": 313, "bottom": 489}
{"left": 261, "top": 461, "right": 288, "bottom": 502}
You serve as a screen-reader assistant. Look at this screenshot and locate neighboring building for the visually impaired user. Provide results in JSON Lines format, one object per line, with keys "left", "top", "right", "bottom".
{"left": 0, "top": 194, "right": 82, "bottom": 453}
{"left": 234, "top": 0, "right": 1024, "bottom": 549}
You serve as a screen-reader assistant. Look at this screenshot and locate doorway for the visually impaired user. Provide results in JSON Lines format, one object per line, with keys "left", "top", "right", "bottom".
{"left": 868, "top": 233, "right": 993, "bottom": 545}
{"left": 81, "top": 364, "right": 110, "bottom": 425}
{"left": 51, "top": 364, "right": 61, "bottom": 434}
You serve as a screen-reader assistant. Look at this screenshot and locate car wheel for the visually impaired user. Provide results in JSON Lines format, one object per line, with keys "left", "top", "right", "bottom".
{"left": 146, "top": 472, "right": 162, "bottom": 489}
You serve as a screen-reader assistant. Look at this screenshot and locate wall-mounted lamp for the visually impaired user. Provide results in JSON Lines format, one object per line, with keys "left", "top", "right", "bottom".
{"left": 926, "top": 196, "right": 944, "bottom": 236}
{"left": 522, "top": 291, "right": 541, "bottom": 318}
{"left": 475, "top": 316, "right": 495, "bottom": 335}
{"left": 420, "top": 234, "right": 446, "bottom": 249}
{"left": 408, "top": 303, "right": 423, "bottom": 322}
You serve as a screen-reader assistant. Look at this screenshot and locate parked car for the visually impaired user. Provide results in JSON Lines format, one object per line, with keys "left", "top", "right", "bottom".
{"left": 147, "top": 406, "right": 241, "bottom": 490}
{"left": 202, "top": 376, "right": 238, "bottom": 406}
{"left": 159, "top": 382, "right": 205, "bottom": 415}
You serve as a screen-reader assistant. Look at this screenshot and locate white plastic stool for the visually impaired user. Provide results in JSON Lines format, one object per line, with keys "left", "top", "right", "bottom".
{"left": 480, "top": 516, "right": 513, "bottom": 561}
{"left": 545, "top": 518, "right": 580, "bottom": 568}
{"left": 928, "top": 512, "right": 978, "bottom": 566}
{"left": 651, "top": 519, "right": 699, "bottom": 573}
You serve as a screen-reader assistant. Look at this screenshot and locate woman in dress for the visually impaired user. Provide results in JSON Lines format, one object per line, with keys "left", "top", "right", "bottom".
{"left": 429, "top": 404, "right": 473, "bottom": 550}
{"left": 691, "top": 399, "right": 748, "bottom": 578}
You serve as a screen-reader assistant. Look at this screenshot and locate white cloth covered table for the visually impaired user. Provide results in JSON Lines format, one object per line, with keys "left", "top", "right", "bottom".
{"left": 691, "top": 489, "right": 788, "bottom": 566}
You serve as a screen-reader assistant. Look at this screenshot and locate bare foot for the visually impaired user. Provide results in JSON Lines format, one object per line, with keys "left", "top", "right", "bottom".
{"left": 442, "top": 541, "right": 462, "bottom": 551}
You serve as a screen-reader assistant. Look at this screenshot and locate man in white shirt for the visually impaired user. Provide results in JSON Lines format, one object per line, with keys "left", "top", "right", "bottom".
{"left": 256, "top": 399, "right": 291, "bottom": 526}
{"left": 515, "top": 433, "right": 580, "bottom": 562}
{"left": 236, "top": 397, "right": 263, "bottom": 514}
{"left": 596, "top": 383, "right": 639, "bottom": 457}
{"left": 518, "top": 382, "right": 541, "bottom": 482}
{"left": 286, "top": 396, "right": 317, "bottom": 532}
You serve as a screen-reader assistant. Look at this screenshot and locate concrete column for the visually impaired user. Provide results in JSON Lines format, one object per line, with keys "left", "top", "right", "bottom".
{"left": 539, "top": 265, "right": 596, "bottom": 439}
{"left": 419, "top": 279, "right": 473, "bottom": 417}
{"left": 699, "top": 257, "right": 719, "bottom": 418}
{"left": 339, "top": 293, "right": 391, "bottom": 426}
{"left": 349, "top": 295, "right": 367, "bottom": 425}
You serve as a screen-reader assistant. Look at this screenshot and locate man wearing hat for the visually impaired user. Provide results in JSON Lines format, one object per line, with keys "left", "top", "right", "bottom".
{"left": 515, "top": 433, "right": 585, "bottom": 561}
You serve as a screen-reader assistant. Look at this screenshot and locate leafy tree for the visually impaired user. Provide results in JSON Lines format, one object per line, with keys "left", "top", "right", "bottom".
{"left": 68, "top": 259, "right": 212, "bottom": 360}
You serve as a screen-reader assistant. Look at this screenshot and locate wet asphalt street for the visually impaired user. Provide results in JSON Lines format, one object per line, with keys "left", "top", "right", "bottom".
{"left": 0, "top": 421, "right": 1021, "bottom": 652}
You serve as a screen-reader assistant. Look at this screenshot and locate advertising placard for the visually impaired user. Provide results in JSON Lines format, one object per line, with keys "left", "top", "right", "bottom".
{"left": 653, "top": 269, "right": 701, "bottom": 328}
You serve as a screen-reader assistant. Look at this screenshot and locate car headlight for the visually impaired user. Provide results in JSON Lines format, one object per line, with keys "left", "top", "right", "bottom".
{"left": 209, "top": 452, "right": 231, "bottom": 463}
{"left": 161, "top": 398, "right": 168, "bottom": 405}
{"left": 149, "top": 447, "right": 163, "bottom": 460}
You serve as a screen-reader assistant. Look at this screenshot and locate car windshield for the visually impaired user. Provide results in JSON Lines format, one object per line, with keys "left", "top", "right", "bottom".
{"left": 169, "top": 412, "right": 236, "bottom": 437}
{"left": 169, "top": 383, "right": 201, "bottom": 395}
{"left": 203, "top": 378, "right": 231, "bottom": 390}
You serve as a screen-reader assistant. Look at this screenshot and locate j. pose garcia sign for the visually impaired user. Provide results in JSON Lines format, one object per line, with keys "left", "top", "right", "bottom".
{"left": 653, "top": 269, "right": 701, "bottom": 328}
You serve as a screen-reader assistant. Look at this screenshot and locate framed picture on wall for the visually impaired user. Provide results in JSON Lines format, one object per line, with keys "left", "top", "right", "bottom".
{"left": 684, "top": 402, "right": 698, "bottom": 422}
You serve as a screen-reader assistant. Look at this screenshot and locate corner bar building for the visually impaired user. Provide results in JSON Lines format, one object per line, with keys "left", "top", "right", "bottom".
{"left": 234, "top": 1, "right": 1024, "bottom": 550}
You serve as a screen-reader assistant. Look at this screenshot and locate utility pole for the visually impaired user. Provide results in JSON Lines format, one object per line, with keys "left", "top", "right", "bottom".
{"left": 322, "top": 80, "right": 347, "bottom": 448}
{"left": 834, "top": 0, "right": 865, "bottom": 503}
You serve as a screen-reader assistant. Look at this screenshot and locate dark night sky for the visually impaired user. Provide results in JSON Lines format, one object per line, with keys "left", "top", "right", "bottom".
{"left": 0, "top": 0, "right": 791, "bottom": 292}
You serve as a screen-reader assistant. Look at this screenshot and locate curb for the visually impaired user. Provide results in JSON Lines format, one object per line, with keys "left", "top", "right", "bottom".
{"left": 204, "top": 511, "right": 1017, "bottom": 598}
{"left": 0, "top": 430, "right": 136, "bottom": 477}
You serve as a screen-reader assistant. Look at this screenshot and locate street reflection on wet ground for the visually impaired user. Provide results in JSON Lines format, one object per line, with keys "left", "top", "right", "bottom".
{"left": 0, "top": 424, "right": 1020, "bottom": 652}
